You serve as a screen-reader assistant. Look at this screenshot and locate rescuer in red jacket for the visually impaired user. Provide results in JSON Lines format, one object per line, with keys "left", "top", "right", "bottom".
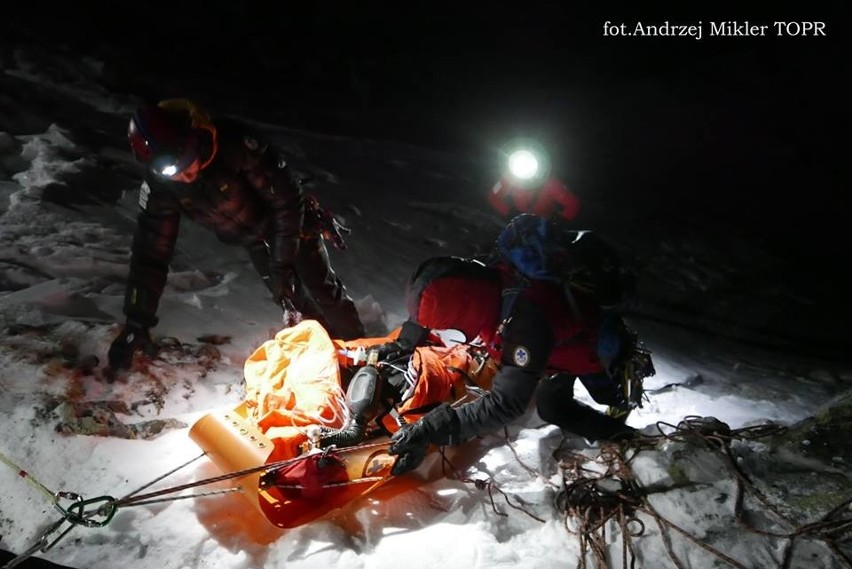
{"left": 383, "top": 255, "right": 638, "bottom": 475}
{"left": 488, "top": 148, "right": 581, "bottom": 222}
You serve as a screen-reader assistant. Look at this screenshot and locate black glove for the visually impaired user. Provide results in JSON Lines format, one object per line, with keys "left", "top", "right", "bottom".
{"left": 373, "top": 338, "right": 414, "bottom": 362}
{"left": 280, "top": 297, "right": 303, "bottom": 327}
{"left": 108, "top": 318, "right": 158, "bottom": 370}
{"left": 374, "top": 321, "right": 428, "bottom": 361}
{"left": 270, "top": 265, "right": 298, "bottom": 305}
{"left": 388, "top": 403, "right": 460, "bottom": 475}
{"left": 319, "top": 210, "right": 351, "bottom": 251}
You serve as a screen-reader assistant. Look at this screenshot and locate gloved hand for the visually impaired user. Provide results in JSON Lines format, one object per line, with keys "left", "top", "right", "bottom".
{"left": 281, "top": 298, "right": 304, "bottom": 327}
{"left": 270, "top": 265, "right": 298, "bottom": 305}
{"left": 373, "top": 338, "right": 414, "bottom": 362}
{"left": 107, "top": 319, "right": 158, "bottom": 370}
{"left": 389, "top": 403, "right": 460, "bottom": 475}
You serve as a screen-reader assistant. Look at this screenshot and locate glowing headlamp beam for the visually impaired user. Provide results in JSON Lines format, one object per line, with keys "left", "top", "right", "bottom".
{"left": 507, "top": 150, "right": 539, "bottom": 180}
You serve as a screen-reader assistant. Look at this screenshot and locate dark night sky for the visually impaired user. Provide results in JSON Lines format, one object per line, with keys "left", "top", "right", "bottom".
{"left": 2, "top": 2, "right": 847, "bottom": 263}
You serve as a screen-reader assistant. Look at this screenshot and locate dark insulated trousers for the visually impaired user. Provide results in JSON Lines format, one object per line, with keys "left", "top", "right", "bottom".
{"left": 535, "top": 371, "right": 629, "bottom": 442}
{"left": 247, "top": 237, "right": 366, "bottom": 340}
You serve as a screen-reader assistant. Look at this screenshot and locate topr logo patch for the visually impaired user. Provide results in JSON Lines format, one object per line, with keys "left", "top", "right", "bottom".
{"left": 512, "top": 345, "right": 531, "bottom": 367}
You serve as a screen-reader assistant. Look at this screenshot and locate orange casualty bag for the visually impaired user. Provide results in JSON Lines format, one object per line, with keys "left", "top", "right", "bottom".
{"left": 243, "top": 319, "right": 349, "bottom": 460}
{"left": 189, "top": 319, "right": 496, "bottom": 528}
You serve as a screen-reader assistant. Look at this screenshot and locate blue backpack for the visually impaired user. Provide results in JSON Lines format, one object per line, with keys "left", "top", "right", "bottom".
{"left": 493, "top": 214, "right": 635, "bottom": 311}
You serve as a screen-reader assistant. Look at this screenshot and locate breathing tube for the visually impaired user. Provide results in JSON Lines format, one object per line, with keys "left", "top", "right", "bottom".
{"left": 317, "top": 360, "right": 383, "bottom": 449}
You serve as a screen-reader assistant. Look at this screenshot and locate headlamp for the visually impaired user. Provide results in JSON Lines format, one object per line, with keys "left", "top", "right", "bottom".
{"left": 160, "top": 164, "right": 178, "bottom": 177}
{"left": 500, "top": 138, "right": 550, "bottom": 187}
{"left": 150, "top": 155, "right": 183, "bottom": 179}
{"left": 508, "top": 149, "right": 539, "bottom": 180}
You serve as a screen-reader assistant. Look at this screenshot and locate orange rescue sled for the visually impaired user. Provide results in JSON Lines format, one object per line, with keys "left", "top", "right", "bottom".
{"left": 189, "top": 319, "right": 495, "bottom": 528}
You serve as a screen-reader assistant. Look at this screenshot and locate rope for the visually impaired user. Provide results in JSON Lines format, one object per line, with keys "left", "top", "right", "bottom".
{"left": 502, "top": 426, "right": 559, "bottom": 486}
{"left": 116, "top": 453, "right": 205, "bottom": 503}
{"left": 436, "top": 447, "right": 546, "bottom": 523}
{"left": 1, "top": 450, "right": 118, "bottom": 568}
{"left": 112, "top": 442, "right": 391, "bottom": 508}
{"left": 1, "top": 435, "right": 402, "bottom": 569}
{"left": 553, "top": 417, "right": 852, "bottom": 569}
{"left": 0, "top": 450, "right": 58, "bottom": 503}
{"left": 272, "top": 476, "right": 387, "bottom": 490}
{"left": 114, "top": 487, "right": 243, "bottom": 508}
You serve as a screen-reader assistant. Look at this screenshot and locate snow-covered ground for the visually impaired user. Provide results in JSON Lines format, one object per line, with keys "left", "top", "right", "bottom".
{"left": 1, "top": 42, "right": 850, "bottom": 569}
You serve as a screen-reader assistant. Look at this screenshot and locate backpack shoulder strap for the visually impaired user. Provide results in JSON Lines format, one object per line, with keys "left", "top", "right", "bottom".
{"left": 495, "top": 271, "right": 530, "bottom": 342}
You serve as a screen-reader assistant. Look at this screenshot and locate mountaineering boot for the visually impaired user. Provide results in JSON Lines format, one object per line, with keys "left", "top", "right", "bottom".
{"left": 555, "top": 400, "right": 638, "bottom": 443}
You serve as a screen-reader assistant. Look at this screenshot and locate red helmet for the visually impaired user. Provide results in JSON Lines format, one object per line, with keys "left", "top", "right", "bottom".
{"left": 128, "top": 99, "right": 217, "bottom": 183}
